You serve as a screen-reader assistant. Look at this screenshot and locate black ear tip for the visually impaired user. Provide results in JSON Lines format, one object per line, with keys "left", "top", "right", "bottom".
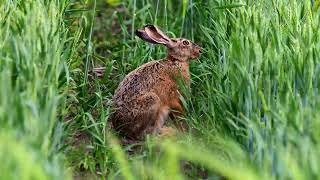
{"left": 135, "top": 29, "right": 143, "bottom": 38}
{"left": 135, "top": 29, "right": 139, "bottom": 35}
{"left": 145, "top": 24, "right": 154, "bottom": 28}
{"left": 144, "top": 24, "right": 157, "bottom": 31}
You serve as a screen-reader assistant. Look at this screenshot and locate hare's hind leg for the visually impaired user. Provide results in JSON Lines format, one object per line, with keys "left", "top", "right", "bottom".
{"left": 135, "top": 93, "right": 169, "bottom": 136}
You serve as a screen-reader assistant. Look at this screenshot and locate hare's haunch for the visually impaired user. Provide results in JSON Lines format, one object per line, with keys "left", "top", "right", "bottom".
{"left": 111, "top": 25, "right": 201, "bottom": 140}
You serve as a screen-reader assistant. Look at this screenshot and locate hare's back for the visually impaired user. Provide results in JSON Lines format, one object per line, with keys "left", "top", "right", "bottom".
{"left": 113, "top": 60, "right": 168, "bottom": 104}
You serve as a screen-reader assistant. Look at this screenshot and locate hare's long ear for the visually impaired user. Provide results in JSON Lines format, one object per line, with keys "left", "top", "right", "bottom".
{"left": 135, "top": 25, "right": 174, "bottom": 47}
{"left": 135, "top": 29, "right": 160, "bottom": 44}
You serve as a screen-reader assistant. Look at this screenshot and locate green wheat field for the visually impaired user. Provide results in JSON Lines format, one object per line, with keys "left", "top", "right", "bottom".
{"left": 1, "top": 0, "right": 320, "bottom": 179}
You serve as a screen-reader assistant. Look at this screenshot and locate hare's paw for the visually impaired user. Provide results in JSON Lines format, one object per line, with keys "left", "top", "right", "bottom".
{"left": 159, "top": 127, "right": 176, "bottom": 137}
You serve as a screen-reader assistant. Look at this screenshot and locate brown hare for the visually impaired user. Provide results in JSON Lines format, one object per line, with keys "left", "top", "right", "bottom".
{"left": 111, "top": 25, "right": 201, "bottom": 140}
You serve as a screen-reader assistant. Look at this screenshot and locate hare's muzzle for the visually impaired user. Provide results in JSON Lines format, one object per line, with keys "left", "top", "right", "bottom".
{"left": 192, "top": 44, "right": 202, "bottom": 58}
{"left": 196, "top": 46, "right": 202, "bottom": 54}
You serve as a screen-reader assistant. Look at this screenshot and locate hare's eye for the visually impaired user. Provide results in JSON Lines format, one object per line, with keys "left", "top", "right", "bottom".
{"left": 183, "top": 40, "right": 189, "bottom": 45}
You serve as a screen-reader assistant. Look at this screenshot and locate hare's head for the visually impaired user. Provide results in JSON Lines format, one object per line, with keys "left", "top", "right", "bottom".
{"left": 136, "top": 25, "right": 201, "bottom": 62}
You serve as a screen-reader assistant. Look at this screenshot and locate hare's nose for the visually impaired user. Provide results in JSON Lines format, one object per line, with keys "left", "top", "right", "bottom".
{"left": 199, "top": 49, "right": 202, "bottom": 53}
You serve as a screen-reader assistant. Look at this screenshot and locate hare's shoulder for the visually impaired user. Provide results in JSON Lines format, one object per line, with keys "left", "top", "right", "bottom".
{"left": 124, "top": 60, "right": 167, "bottom": 81}
{"left": 114, "top": 60, "right": 167, "bottom": 99}
{"left": 134, "top": 60, "right": 165, "bottom": 74}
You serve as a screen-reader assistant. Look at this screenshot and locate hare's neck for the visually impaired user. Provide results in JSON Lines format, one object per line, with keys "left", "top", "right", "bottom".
{"left": 167, "top": 54, "right": 188, "bottom": 62}
{"left": 165, "top": 55, "right": 189, "bottom": 67}
{"left": 163, "top": 55, "right": 190, "bottom": 84}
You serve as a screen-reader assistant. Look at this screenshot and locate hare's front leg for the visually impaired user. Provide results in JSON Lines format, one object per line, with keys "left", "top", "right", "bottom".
{"left": 169, "top": 98, "right": 188, "bottom": 131}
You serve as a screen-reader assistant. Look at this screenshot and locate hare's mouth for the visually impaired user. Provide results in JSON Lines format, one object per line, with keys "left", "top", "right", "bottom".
{"left": 191, "top": 46, "right": 202, "bottom": 58}
{"left": 191, "top": 51, "right": 201, "bottom": 59}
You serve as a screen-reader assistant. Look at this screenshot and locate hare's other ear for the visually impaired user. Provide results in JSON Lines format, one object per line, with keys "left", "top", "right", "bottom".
{"left": 136, "top": 25, "right": 174, "bottom": 47}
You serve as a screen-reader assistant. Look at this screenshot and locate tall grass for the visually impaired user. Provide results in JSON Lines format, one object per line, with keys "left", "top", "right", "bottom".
{"left": 0, "top": 0, "right": 80, "bottom": 179}
{"left": 191, "top": 1, "right": 320, "bottom": 179}
{"left": 2, "top": 0, "right": 320, "bottom": 179}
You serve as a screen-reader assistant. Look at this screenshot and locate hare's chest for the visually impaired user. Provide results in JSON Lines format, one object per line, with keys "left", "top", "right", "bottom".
{"left": 171, "top": 62, "right": 190, "bottom": 85}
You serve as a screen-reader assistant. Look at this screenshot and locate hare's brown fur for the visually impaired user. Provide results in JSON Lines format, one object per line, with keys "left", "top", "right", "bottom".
{"left": 111, "top": 25, "right": 201, "bottom": 140}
